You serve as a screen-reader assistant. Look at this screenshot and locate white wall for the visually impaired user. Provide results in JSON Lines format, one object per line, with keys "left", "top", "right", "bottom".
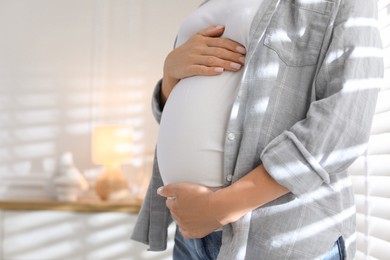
{"left": 0, "top": 0, "right": 201, "bottom": 179}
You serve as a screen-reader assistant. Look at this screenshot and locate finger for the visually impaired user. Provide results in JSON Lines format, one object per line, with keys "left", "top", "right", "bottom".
{"left": 206, "top": 37, "right": 246, "bottom": 55}
{"left": 184, "top": 61, "right": 240, "bottom": 78}
{"left": 197, "top": 56, "right": 243, "bottom": 71}
{"left": 201, "top": 47, "right": 246, "bottom": 65}
{"left": 184, "top": 65, "right": 225, "bottom": 77}
{"left": 170, "top": 211, "right": 182, "bottom": 225}
{"left": 180, "top": 229, "right": 196, "bottom": 239}
{"left": 165, "top": 196, "right": 176, "bottom": 210}
{"left": 198, "top": 25, "right": 225, "bottom": 37}
{"left": 157, "top": 185, "right": 176, "bottom": 198}
{"left": 178, "top": 227, "right": 187, "bottom": 237}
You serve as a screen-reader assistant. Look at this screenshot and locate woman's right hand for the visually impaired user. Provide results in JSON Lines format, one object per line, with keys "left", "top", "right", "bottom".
{"left": 161, "top": 25, "right": 247, "bottom": 104}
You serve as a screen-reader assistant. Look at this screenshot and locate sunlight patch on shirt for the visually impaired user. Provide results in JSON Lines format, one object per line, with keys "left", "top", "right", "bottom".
{"left": 316, "top": 143, "right": 368, "bottom": 170}
{"left": 254, "top": 98, "right": 269, "bottom": 114}
{"left": 271, "top": 29, "right": 292, "bottom": 43}
{"left": 257, "top": 63, "right": 279, "bottom": 79}
{"left": 300, "top": 176, "right": 353, "bottom": 202}
{"left": 325, "top": 47, "right": 383, "bottom": 64}
{"left": 269, "top": 143, "right": 369, "bottom": 182}
{"left": 350, "top": 47, "right": 383, "bottom": 59}
{"left": 297, "top": 0, "right": 325, "bottom": 4}
{"left": 271, "top": 206, "right": 355, "bottom": 247}
{"left": 324, "top": 49, "right": 344, "bottom": 64}
{"left": 344, "top": 17, "right": 379, "bottom": 29}
{"left": 342, "top": 78, "right": 384, "bottom": 93}
{"left": 230, "top": 102, "right": 240, "bottom": 121}
{"left": 255, "top": 176, "right": 352, "bottom": 216}
{"left": 297, "top": 27, "right": 306, "bottom": 37}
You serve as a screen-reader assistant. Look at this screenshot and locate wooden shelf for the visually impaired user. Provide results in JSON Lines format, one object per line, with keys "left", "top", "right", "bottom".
{"left": 0, "top": 199, "right": 142, "bottom": 213}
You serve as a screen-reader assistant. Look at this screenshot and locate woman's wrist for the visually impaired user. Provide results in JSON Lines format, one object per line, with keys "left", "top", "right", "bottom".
{"left": 210, "top": 188, "right": 250, "bottom": 225}
{"left": 161, "top": 73, "right": 178, "bottom": 105}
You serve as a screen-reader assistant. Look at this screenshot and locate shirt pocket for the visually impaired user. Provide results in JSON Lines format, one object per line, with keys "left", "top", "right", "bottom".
{"left": 264, "top": 0, "right": 333, "bottom": 67}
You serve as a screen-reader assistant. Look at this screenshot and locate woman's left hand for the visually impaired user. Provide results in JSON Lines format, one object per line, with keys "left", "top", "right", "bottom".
{"left": 157, "top": 183, "right": 222, "bottom": 239}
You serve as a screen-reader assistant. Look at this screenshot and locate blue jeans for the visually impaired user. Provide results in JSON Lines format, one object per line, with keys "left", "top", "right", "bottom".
{"left": 173, "top": 227, "right": 345, "bottom": 260}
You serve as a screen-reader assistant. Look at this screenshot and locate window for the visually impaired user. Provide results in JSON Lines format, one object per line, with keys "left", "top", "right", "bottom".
{"left": 349, "top": 1, "right": 390, "bottom": 259}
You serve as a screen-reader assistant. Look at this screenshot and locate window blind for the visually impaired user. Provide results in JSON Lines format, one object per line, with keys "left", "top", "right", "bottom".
{"left": 349, "top": 1, "right": 390, "bottom": 259}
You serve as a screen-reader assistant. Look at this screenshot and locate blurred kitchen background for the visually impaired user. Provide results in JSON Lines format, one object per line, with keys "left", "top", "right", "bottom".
{"left": 0, "top": 0, "right": 201, "bottom": 259}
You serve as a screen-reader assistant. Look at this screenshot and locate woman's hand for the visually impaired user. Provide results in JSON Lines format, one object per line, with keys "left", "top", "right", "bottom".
{"left": 157, "top": 183, "right": 223, "bottom": 239}
{"left": 161, "top": 25, "right": 246, "bottom": 104}
{"left": 157, "top": 165, "right": 289, "bottom": 239}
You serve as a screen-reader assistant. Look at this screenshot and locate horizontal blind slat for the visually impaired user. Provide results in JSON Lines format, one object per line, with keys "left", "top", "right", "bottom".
{"left": 368, "top": 133, "right": 390, "bottom": 155}
{"left": 348, "top": 156, "right": 366, "bottom": 176}
{"left": 379, "top": 7, "right": 390, "bottom": 29}
{"left": 367, "top": 196, "right": 390, "bottom": 220}
{"left": 366, "top": 216, "right": 390, "bottom": 243}
{"left": 384, "top": 47, "right": 390, "bottom": 68}
{"left": 374, "top": 88, "right": 390, "bottom": 114}
{"left": 351, "top": 176, "right": 366, "bottom": 195}
{"left": 368, "top": 155, "right": 390, "bottom": 176}
{"left": 378, "top": 0, "right": 390, "bottom": 10}
{"left": 370, "top": 112, "right": 390, "bottom": 135}
{"left": 354, "top": 195, "right": 390, "bottom": 220}
{"left": 356, "top": 213, "right": 367, "bottom": 231}
{"left": 356, "top": 232, "right": 368, "bottom": 258}
{"left": 367, "top": 236, "right": 390, "bottom": 260}
{"left": 352, "top": 176, "right": 390, "bottom": 197}
{"left": 368, "top": 176, "right": 390, "bottom": 197}
{"left": 383, "top": 68, "right": 390, "bottom": 90}
{"left": 380, "top": 25, "right": 390, "bottom": 47}
{"left": 354, "top": 251, "right": 366, "bottom": 260}
{"left": 349, "top": 155, "right": 390, "bottom": 176}
{"left": 355, "top": 196, "right": 367, "bottom": 215}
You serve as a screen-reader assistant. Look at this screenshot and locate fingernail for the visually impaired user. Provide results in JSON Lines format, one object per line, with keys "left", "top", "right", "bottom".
{"left": 157, "top": 187, "right": 164, "bottom": 195}
{"left": 214, "top": 67, "right": 224, "bottom": 73}
{"left": 239, "top": 57, "right": 246, "bottom": 64}
{"left": 215, "top": 25, "right": 224, "bottom": 29}
{"left": 236, "top": 46, "right": 246, "bottom": 54}
{"left": 230, "top": 62, "right": 242, "bottom": 70}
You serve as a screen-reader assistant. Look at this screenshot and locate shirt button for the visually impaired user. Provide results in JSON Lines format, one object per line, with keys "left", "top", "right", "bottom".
{"left": 227, "top": 132, "right": 235, "bottom": 141}
{"left": 226, "top": 174, "right": 233, "bottom": 182}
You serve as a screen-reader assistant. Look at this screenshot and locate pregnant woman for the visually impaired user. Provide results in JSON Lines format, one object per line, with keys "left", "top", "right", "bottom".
{"left": 132, "top": 0, "right": 383, "bottom": 259}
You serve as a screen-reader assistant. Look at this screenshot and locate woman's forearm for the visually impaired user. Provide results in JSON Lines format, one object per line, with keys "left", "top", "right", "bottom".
{"left": 211, "top": 164, "right": 289, "bottom": 225}
{"left": 157, "top": 164, "right": 289, "bottom": 238}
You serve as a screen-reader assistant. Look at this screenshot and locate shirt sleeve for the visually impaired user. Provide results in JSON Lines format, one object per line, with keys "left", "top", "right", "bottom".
{"left": 260, "top": 0, "right": 384, "bottom": 195}
{"left": 151, "top": 79, "right": 164, "bottom": 124}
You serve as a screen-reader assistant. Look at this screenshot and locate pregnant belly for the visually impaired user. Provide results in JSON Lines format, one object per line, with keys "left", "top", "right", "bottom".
{"left": 156, "top": 72, "right": 241, "bottom": 187}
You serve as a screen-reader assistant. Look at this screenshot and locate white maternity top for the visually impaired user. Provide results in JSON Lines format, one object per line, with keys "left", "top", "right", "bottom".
{"left": 157, "top": 0, "right": 262, "bottom": 187}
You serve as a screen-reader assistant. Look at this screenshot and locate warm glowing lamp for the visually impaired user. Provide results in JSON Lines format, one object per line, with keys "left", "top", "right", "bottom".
{"left": 92, "top": 125, "right": 133, "bottom": 200}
